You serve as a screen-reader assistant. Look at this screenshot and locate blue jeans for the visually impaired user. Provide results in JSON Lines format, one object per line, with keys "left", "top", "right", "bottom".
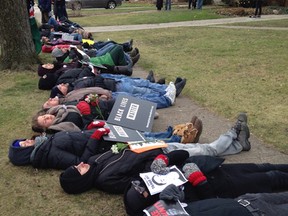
{"left": 144, "top": 126, "right": 181, "bottom": 143}
{"left": 100, "top": 74, "right": 172, "bottom": 109}
{"left": 196, "top": 0, "right": 203, "bottom": 9}
{"left": 165, "top": 0, "right": 171, "bottom": 10}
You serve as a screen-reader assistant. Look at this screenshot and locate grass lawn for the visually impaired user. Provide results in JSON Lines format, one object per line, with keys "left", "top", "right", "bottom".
{"left": 0, "top": 3, "right": 287, "bottom": 215}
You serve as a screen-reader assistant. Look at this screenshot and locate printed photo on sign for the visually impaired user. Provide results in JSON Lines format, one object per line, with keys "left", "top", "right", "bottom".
{"left": 143, "top": 200, "right": 189, "bottom": 216}
{"left": 140, "top": 166, "right": 187, "bottom": 195}
{"left": 107, "top": 94, "right": 156, "bottom": 132}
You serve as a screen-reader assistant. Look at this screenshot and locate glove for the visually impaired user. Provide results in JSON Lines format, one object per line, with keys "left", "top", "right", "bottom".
{"left": 91, "top": 128, "right": 110, "bottom": 140}
{"left": 159, "top": 184, "right": 185, "bottom": 202}
{"left": 76, "top": 101, "right": 91, "bottom": 115}
{"left": 150, "top": 154, "right": 170, "bottom": 175}
{"left": 87, "top": 120, "right": 105, "bottom": 130}
{"left": 182, "top": 163, "right": 207, "bottom": 186}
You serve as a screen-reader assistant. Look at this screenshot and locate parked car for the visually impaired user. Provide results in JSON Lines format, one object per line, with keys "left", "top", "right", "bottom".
{"left": 65, "top": 0, "right": 122, "bottom": 10}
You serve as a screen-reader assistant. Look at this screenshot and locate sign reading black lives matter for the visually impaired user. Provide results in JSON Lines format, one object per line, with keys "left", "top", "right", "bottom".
{"left": 107, "top": 94, "right": 156, "bottom": 132}
{"left": 103, "top": 94, "right": 156, "bottom": 142}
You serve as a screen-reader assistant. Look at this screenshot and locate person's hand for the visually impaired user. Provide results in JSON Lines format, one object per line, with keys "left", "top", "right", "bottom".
{"left": 150, "top": 154, "right": 169, "bottom": 175}
{"left": 87, "top": 120, "right": 105, "bottom": 130}
{"left": 182, "top": 163, "right": 207, "bottom": 186}
{"left": 76, "top": 101, "right": 91, "bottom": 115}
{"left": 159, "top": 184, "right": 184, "bottom": 202}
{"left": 91, "top": 128, "right": 110, "bottom": 140}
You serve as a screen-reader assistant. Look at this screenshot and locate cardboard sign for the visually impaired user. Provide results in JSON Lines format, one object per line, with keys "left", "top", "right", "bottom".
{"left": 107, "top": 94, "right": 156, "bottom": 132}
{"left": 128, "top": 140, "right": 168, "bottom": 154}
{"left": 104, "top": 123, "right": 146, "bottom": 142}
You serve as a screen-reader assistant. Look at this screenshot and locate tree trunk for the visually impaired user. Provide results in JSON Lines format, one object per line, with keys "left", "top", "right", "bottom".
{"left": 0, "top": 0, "right": 40, "bottom": 71}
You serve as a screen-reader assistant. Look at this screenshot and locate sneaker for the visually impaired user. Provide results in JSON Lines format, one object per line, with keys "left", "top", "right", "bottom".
{"left": 238, "top": 122, "right": 251, "bottom": 151}
{"left": 175, "top": 78, "right": 187, "bottom": 97}
{"left": 146, "top": 70, "right": 155, "bottom": 83}
{"left": 164, "top": 82, "right": 176, "bottom": 105}
{"left": 154, "top": 111, "right": 159, "bottom": 119}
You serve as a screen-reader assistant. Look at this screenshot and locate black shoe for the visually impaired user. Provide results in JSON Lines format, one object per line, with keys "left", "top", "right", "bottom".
{"left": 238, "top": 122, "right": 251, "bottom": 151}
{"left": 175, "top": 78, "right": 187, "bottom": 97}
{"left": 175, "top": 77, "right": 182, "bottom": 84}
{"left": 157, "top": 78, "right": 166, "bottom": 85}
{"left": 146, "top": 70, "right": 155, "bottom": 83}
{"left": 130, "top": 47, "right": 139, "bottom": 57}
{"left": 132, "top": 53, "right": 140, "bottom": 66}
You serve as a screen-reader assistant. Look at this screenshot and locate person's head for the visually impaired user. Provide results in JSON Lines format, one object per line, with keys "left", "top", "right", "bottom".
{"left": 32, "top": 110, "right": 55, "bottom": 133}
{"left": 41, "top": 36, "right": 50, "bottom": 44}
{"left": 50, "top": 83, "right": 69, "bottom": 98}
{"left": 52, "top": 47, "right": 70, "bottom": 58}
{"left": 43, "top": 97, "right": 60, "bottom": 109}
{"left": 8, "top": 137, "right": 36, "bottom": 166}
{"left": 59, "top": 162, "right": 94, "bottom": 194}
{"left": 38, "top": 63, "right": 57, "bottom": 76}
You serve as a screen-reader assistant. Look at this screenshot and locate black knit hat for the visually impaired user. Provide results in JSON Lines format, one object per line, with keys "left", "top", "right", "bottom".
{"left": 50, "top": 85, "right": 63, "bottom": 98}
{"left": 37, "top": 64, "right": 57, "bottom": 76}
{"left": 59, "top": 165, "right": 94, "bottom": 194}
{"left": 8, "top": 139, "right": 34, "bottom": 166}
{"left": 38, "top": 73, "right": 59, "bottom": 90}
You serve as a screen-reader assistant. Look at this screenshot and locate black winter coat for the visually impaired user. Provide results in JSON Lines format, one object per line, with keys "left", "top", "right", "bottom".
{"left": 88, "top": 148, "right": 163, "bottom": 194}
{"left": 31, "top": 130, "right": 110, "bottom": 169}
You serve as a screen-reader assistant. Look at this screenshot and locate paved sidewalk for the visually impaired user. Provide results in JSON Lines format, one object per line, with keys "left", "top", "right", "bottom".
{"left": 84, "top": 14, "right": 288, "bottom": 32}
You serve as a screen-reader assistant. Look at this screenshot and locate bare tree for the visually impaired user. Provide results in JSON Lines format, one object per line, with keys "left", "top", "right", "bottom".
{"left": 0, "top": 0, "right": 40, "bottom": 71}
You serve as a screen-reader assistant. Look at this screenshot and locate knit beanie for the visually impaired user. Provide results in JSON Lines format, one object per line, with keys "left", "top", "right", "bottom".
{"left": 38, "top": 73, "right": 59, "bottom": 90}
{"left": 38, "top": 64, "right": 57, "bottom": 76}
{"left": 50, "top": 86, "right": 63, "bottom": 98}
{"left": 59, "top": 165, "right": 95, "bottom": 194}
{"left": 8, "top": 139, "right": 34, "bottom": 166}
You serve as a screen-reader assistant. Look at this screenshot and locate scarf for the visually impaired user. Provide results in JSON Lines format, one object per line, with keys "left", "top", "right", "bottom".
{"left": 30, "top": 135, "right": 49, "bottom": 162}
{"left": 47, "top": 105, "right": 82, "bottom": 132}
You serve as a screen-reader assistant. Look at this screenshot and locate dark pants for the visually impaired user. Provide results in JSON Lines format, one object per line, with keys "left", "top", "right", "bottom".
{"left": 254, "top": 0, "right": 262, "bottom": 16}
{"left": 188, "top": 0, "right": 196, "bottom": 9}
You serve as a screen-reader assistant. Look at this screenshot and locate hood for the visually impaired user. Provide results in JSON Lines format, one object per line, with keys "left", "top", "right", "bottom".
{"left": 8, "top": 139, "right": 34, "bottom": 166}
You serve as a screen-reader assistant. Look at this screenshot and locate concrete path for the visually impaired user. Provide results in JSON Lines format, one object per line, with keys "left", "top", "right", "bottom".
{"left": 35, "top": 7, "right": 288, "bottom": 164}
{"left": 84, "top": 14, "right": 288, "bottom": 33}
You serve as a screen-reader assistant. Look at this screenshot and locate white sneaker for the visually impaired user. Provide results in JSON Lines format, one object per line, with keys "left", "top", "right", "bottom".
{"left": 164, "top": 82, "right": 176, "bottom": 105}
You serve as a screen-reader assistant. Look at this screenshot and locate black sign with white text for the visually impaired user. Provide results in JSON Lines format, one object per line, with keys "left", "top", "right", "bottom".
{"left": 107, "top": 94, "right": 156, "bottom": 132}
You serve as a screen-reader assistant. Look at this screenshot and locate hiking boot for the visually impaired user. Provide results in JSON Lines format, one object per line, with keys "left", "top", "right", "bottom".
{"left": 146, "top": 70, "right": 155, "bottom": 83}
{"left": 175, "top": 78, "right": 187, "bottom": 97}
{"left": 131, "top": 53, "right": 140, "bottom": 66}
{"left": 157, "top": 78, "right": 166, "bottom": 85}
{"left": 237, "top": 122, "right": 251, "bottom": 151}
{"left": 191, "top": 116, "right": 203, "bottom": 143}
{"left": 237, "top": 112, "right": 248, "bottom": 123}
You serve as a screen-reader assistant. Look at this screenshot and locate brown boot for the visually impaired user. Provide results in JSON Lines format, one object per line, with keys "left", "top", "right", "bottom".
{"left": 190, "top": 116, "right": 203, "bottom": 143}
